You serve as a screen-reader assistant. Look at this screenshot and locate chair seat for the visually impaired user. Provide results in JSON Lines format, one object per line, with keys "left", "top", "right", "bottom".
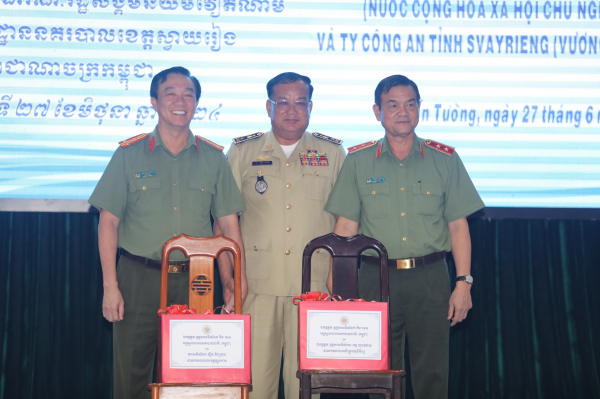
{"left": 150, "top": 383, "right": 251, "bottom": 399}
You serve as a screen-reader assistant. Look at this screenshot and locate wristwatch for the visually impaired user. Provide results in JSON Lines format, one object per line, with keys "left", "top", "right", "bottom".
{"left": 455, "top": 275, "right": 473, "bottom": 284}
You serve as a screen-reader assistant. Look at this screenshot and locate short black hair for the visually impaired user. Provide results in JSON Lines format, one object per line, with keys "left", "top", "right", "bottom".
{"left": 267, "top": 72, "right": 313, "bottom": 100}
{"left": 150, "top": 66, "right": 201, "bottom": 101}
{"left": 374, "top": 75, "right": 420, "bottom": 108}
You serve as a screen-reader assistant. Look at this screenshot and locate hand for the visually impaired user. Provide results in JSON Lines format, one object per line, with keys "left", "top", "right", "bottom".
{"left": 447, "top": 282, "right": 472, "bottom": 326}
{"left": 222, "top": 277, "right": 235, "bottom": 312}
{"left": 102, "top": 285, "right": 124, "bottom": 322}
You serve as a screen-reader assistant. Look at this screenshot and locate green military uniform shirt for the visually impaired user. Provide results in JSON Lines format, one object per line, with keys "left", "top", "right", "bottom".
{"left": 89, "top": 127, "right": 245, "bottom": 261}
{"left": 325, "top": 135, "right": 484, "bottom": 259}
{"left": 227, "top": 130, "right": 345, "bottom": 296}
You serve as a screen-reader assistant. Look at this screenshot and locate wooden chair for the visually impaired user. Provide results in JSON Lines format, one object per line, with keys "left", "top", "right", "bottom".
{"left": 297, "top": 233, "right": 405, "bottom": 399}
{"left": 150, "top": 234, "right": 251, "bottom": 399}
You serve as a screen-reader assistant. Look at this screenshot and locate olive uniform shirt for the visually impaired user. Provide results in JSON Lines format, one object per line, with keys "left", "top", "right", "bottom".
{"left": 227, "top": 130, "right": 345, "bottom": 296}
{"left": 325, "top": 135, "right": 484, "bottom": 258}
{"left": 89, "top": 127, "right": 245, "bottom": 260}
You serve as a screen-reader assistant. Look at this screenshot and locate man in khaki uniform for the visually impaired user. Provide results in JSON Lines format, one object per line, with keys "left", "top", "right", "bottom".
{"left": 215, "top": 72, "right": 345, "bottom": 399}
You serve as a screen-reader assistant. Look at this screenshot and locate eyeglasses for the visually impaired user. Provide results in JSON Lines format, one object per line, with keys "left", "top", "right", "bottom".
{"left": 268, "top": 99, "right": 311, "bottom": 111}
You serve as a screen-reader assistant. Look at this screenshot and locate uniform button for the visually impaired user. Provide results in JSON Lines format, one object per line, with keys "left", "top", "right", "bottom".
{"left": 254, "top": 246, "right": 258, "bottom": 251}
{"left": 201, "top": 188, "right": 205, "bottom": 192}
{"left": 402, "top": 237, "right": 407, "bottom": 241}
{"left": 316, "top": 249, "right": 320, "bottom": 253}
{"left": 266, "top": 145, "right": 272, "bottom": 149}
{"left": 174, "top": 207, "right": 178, "bottom": 211}
{"left": 372, "top": 191, "right": 376, "bottom": 195}
{"left": 286, "top": 227, "right": 291, "bottom": 232}
{"left": 142, "top": 186, "right": 147, "bottom": 190}
{"left": 314, "top": 172, "right": 319, "bottom": 176}
{"left": 174, "top": 158, "right": 177, "bottom": 161}
{"left": 400, "top": 163, "right": 404, "bottom": 166}
{"left": 173, "top": 233, "right": 177, "bottom": 237}
{"left": 285, "top": 250, "right": 290, "bottom": 255}
{"left": 426, "top": 191, "right": 431, "bottom": 195}
{"left": 286, "top": 183, "right": 291, "bottom": 188}
{"left": 400, "top": 187, "right": 404, "bottom": 191}
{"left": 286, "top": 162, "right": 291, "bottom": 167}
{"left": 401, "top": 212, "right": 405, "bottom": 216}
{"left": 286, "top": 204, "right": 291, "bottom": 209}
{"left": 173, "top": 182, "right": 177, "bottom": 186}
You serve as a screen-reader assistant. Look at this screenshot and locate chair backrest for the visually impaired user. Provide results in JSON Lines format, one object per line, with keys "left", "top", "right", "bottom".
{"left": 160, "top": 234, "right": 243, "bottom": 314}
{"left": 301, "top": 233, "right": 389, "bottom": 302}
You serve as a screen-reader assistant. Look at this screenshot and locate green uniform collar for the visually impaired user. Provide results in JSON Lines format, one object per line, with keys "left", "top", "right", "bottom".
{"left": 378, "top": 133, "right": 423, "bottom": 161}
{"left": 149, "top": 126, "right": 197, "bottom": 155}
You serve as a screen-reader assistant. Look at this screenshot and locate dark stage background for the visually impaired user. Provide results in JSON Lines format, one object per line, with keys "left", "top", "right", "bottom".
{"left": 1, "top": 212, "right": 599, "bottom": 399}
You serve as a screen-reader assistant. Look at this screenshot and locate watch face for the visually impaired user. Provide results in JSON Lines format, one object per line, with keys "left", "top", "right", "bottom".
{"left": 466, "top": 275, "right": 473, "bottom": 284}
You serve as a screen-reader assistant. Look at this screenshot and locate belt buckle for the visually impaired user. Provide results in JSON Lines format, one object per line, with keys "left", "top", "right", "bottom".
{"left": 168, "top": 263, "right": 188, "bottom": 273}
{"left": 397, "top": 258, "right": 415, "bottom": 269}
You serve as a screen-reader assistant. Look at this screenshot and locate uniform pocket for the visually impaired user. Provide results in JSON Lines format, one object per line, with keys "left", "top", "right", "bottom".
{"left": 245, "top": 236, "right": 272, "bottom": 279}
{"left": 413, "top": 183, "right": 444, "bottom": 216}
{"left": 129, "top": 176, "right": 161, "bottom": 214}
{"left": 302, "top": 168, "right": 332, "bottom": 201}
{"left": 189, "top": 178, "right": 215, "bottom": 214}
{"left": 359, "top": 182, "right": 390, "bottom": 219}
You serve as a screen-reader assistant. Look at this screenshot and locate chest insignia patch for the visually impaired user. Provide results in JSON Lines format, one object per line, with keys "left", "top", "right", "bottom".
{"left": 366, "top": 177, "right": 385, "bottom": 184}
{"left": 424, "top": 139, "right": 454, "bottom": 156}
{"left": 300, "top": 150, "right": 329, "bottom": 166}
{"left": 134, "top": 171, "right": 156, "bottom": 179}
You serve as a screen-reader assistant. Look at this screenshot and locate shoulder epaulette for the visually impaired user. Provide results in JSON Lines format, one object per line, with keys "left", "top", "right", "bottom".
{"left": 119, "top": 133, "right": 148, "bottom": 148}
{"left": 233, "top": 132, "right": 264, "bottom": 145}
{"left": 348, "top": 140, "right": 378, "bottom": 154}
{"left": 424, "top": 139, "right": 454, "bottom": 156}
{"left": 196, "top": 135, "right": 224, "bottom": 151}
{"left": 312, "top": 132, "right": 342, "bottom": 145}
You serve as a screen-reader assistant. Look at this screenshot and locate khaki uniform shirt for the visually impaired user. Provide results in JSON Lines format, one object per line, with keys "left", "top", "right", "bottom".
{"left": 227, "top": 130, "right": 345, "bottom": 296}
{"left": 89, "top": 127, "right": 245, "bottom": 261}
{"left": 325, "top": 135, "right": 484, "bottom": 259}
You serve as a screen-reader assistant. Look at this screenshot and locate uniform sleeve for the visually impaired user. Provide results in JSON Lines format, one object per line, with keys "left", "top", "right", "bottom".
{"left": 88, "top": 146, "right": 128, "bottom": 220}
{"left": 324, "top": 154, "right": 361, "bottom": 223}
{"left": 443, "top": 151, "right": 485, "bottom": 222}
{"left": 226, "top": 142, "right": 243, "bottom": 192}
{"left": 211, "top": 150, "right": 246, "bottom": 219}
{"left": 330, "top": 144, "right": 346, "bottom": 186}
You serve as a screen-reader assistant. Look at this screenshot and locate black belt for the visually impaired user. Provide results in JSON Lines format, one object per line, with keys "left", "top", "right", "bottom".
{"left": 362, "top": 252, "right": 445, "bottom": 270}
{"left": 121, "top": 249, "right": 189, "bottom": 273}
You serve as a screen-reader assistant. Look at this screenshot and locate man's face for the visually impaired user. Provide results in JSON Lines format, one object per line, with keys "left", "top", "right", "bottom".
{"left": 150, "top": 73, "right": 198, "bottom": 132}
{"left": 266, "top": 80, "right": 313, "bottom": 144}
{"left": 373, "top": 85, "right": 420, "bottom": 139}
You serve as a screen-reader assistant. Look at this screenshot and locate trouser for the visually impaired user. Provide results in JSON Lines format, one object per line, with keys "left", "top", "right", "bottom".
{"left": 243, "top": 293, "right": 318, "bottom": 399}
{"left": 359, "top": 258, "right": 450, "bottom": 399}
{"left": 113, "top": 255, "right": 188, "bottom": 399}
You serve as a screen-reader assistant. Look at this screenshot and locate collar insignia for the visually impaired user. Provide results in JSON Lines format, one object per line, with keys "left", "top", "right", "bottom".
{"left": 348, "top": 140, "right": 378, "bottom": 154}
{"left": 424, "top": 139, "right": 454, "bottom": 156}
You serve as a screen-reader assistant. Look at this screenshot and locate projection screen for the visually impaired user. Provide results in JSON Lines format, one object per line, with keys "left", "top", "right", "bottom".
{"left": 1, "top": 0, "right": 599, "bottom": 211}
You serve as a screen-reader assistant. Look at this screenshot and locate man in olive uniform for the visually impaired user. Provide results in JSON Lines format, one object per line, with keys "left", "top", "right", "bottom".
{"left": 324, "top": 75, "right": 484, "bottom": 399}
{"left": 214, "top": 72, "right": 345, "bottom": 399}
{"left": 89, "top": 66, "right": 246, "bottom": 399}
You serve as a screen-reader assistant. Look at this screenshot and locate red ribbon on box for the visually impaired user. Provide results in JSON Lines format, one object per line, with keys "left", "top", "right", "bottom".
{"left": 293, "top": 291, "right": 373, "bottom": 305}
{"left": 158, "top": 304, "right": 232, "bottom": 316}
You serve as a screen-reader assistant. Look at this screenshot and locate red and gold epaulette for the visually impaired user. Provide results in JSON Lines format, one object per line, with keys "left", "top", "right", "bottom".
{"left": 119, "top": 133, "right": 148, "bottom": 148}
{"left": 348, "top": 140, "right": 378, "bottom": 154}
{"left": 424, "top": 139, "right": 454, "bottom": 156}
{"left": 196, "top": 135, "right": 224, "bottom": 152}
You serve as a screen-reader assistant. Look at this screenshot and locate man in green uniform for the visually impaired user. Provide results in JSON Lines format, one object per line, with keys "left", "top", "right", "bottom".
{"left": 324, "top": 75, "right": 484, "bottom": 399}
{"left": 214, "top": 72, "right": 345, "bottom": 399}
{"left": 89, "top": 66, "right": 246, "bottom": 399}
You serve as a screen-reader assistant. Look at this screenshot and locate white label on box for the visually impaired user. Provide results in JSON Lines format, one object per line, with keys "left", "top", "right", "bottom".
{"left": 306, "top": 310, "right": 381, "bottom": 360}
{"left": 170, "top": 319, "right": 245, "bottom": 369}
